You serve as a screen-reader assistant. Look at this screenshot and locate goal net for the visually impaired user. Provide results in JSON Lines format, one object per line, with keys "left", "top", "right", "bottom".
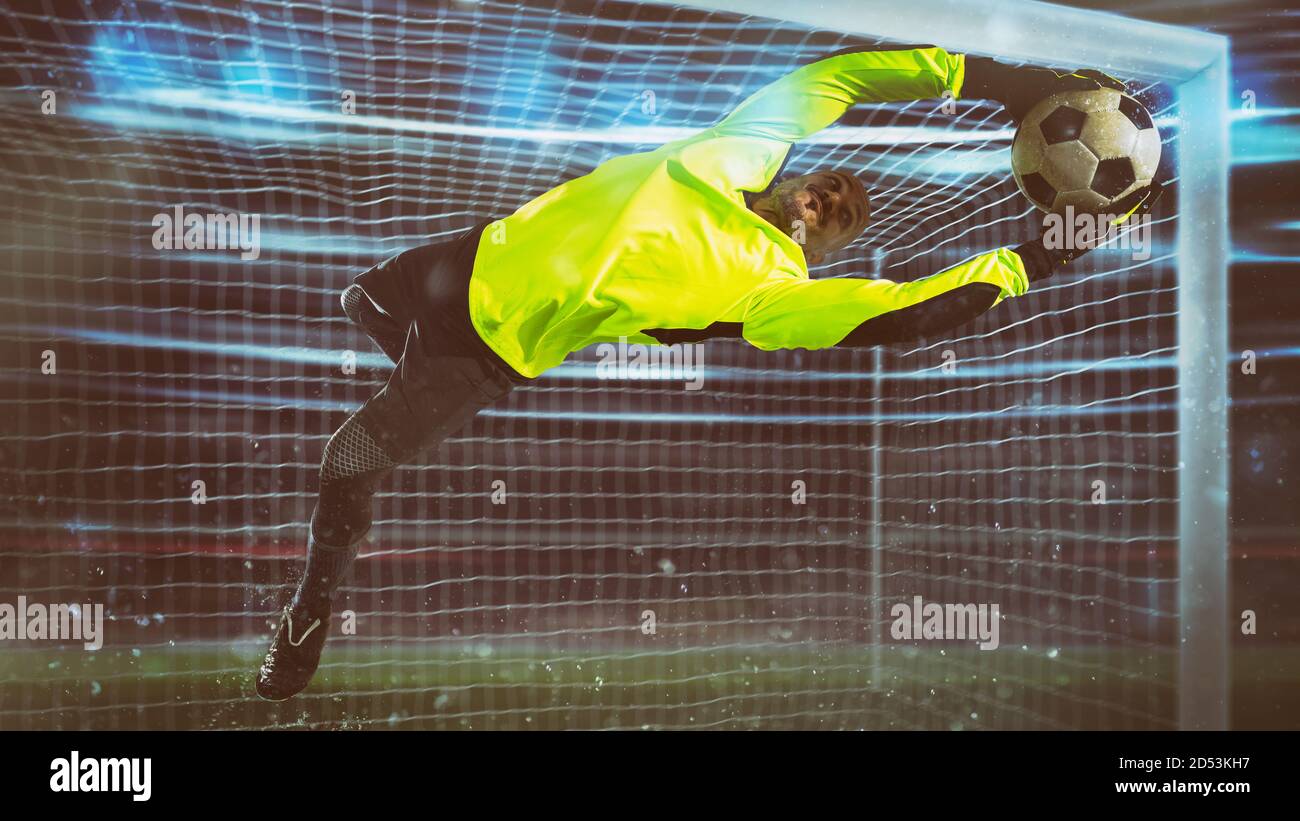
{"left": 0, "top": 0, "right": 1227, "bottom": 729}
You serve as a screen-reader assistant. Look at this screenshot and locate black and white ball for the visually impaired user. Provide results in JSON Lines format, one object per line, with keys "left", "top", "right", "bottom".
{"left": 1011, "top": 88, "right": 1161, "bottom": 215}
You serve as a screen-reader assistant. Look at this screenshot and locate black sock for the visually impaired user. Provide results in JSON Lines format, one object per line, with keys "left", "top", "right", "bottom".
{"left": 291, "top": 532, "right": 360, "bottom": 614}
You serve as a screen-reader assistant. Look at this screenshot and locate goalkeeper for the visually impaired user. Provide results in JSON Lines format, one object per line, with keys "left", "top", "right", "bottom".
{"left": 257, "top": 45, "right": 1162, "bottom": 700}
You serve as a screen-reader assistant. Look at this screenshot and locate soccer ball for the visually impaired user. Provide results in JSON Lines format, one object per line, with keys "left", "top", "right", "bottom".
{"left": 1011, "top": 88, "right": 1161, "bottom": 215}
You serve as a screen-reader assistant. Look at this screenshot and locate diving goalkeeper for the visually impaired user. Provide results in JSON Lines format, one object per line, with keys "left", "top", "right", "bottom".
{"left": 257, "top": 45, "right": 1161, "bottom": 700}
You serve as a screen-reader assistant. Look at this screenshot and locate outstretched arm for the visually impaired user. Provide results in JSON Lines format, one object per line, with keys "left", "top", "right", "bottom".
{"left": 734, "top": 179, "right": 1166, "bottom": 351}
{"left": 712, "top": 44, "right": 1135, "bottom": 145}
{"left": 711, "top": 46, "right": 965, "bottom": 144}
{"left": 738, "top": 248, "right": 1034, "bottom": 351}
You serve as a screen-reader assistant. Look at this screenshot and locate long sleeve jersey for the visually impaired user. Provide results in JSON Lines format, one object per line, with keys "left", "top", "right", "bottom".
{"left": 466, "top": 46, "right": 1030, "bottom": 379}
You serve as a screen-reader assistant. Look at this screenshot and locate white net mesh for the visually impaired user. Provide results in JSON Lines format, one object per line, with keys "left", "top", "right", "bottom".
{"left": 1, "top": 0, "right": 1180, "bottom": 729}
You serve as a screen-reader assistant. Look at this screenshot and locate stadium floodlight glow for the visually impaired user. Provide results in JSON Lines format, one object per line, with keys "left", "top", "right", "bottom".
{"left": 657, "top": 0, "right": 1230, "bottom": 730}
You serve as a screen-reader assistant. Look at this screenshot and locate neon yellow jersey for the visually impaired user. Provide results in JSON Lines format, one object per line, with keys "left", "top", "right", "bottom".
{"left": 467, "top": 46, "right": 1029, "bottom": 378}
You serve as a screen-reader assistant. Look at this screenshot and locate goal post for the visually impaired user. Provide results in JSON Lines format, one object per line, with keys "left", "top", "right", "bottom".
{"left": 660, "top": 0, "right": 1232, "bottom": 729}
{"left": 1174, "top": 52, "right": 1230, "bottom": 733}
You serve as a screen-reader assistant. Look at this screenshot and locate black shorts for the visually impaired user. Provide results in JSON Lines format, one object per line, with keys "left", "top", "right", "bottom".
{"left": 350, "top": 222, "right": 529, "bottom": 460}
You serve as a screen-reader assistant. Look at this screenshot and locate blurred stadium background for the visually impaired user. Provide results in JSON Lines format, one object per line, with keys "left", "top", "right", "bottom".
{"left": 0, "top": 0, "right": 1295, "bottom": 730}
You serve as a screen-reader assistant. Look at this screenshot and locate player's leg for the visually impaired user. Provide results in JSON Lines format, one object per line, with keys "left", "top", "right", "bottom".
{"left": 297, "top": 409, "right": 394, "bottom": 609}
{"left": 341, "top": 243, "right": 439, "bottom": 365}
{"left": 252, "top": 404, "right": 389, "bottom": 703}
{"left": 256, "top": 322, "right": 517, "bottom": 701}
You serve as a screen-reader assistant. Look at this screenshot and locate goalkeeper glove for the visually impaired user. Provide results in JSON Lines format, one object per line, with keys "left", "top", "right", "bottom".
{"left": 1014, "top": 179, "right": 1165, "bottom": 282}
{"left": 962, "top": 55, "right": 1127, "bottom": 125}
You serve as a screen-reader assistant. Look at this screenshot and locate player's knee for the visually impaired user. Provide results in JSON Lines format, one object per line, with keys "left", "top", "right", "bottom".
{"left": 340, "top": 283, "right": 367, "bottom": 324}
{"left": 312, "top": 415, "right": 399, "bottom": 548}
